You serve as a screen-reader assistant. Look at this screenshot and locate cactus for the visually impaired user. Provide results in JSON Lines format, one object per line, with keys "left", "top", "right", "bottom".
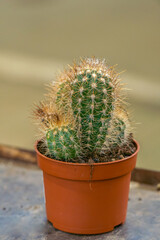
{"left": 33, "top": 101, "right": 80, "bottom": 161}
{"left": 33, "top": 57, "right": 132, "bottom": 162}
{"left": 103, "top": 108, "right": 131, "bottom": 150}
{"left": 52, "top": 58, "right": 122, "bottom": 155}
{"left": 46, "top": 126, "right": 80, "bottom": 160}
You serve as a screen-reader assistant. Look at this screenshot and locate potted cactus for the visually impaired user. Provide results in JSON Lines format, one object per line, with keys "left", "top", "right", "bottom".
{"left": 33, "top": 57, "right": 139, "bottom": 234}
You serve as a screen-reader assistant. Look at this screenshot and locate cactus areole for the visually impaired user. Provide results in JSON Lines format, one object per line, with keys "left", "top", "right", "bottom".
{"left": 34, "top": 57, "right": 139, "bottom": 234}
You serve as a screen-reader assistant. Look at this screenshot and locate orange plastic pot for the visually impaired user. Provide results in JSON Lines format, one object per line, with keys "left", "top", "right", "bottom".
{"left": 35, "top": 139, "right": 139, "bottom": 234}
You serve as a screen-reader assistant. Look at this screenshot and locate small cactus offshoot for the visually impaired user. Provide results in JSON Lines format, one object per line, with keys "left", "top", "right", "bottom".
{"left": 33, "top": 57, "right": 133, "bottom": 162}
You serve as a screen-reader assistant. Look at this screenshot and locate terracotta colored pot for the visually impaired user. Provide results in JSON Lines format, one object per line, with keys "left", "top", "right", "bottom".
{"left": 35, "top": 139, "right": 139, "bottom": 234}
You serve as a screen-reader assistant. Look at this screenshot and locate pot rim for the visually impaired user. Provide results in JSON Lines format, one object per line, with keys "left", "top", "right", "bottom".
{"left": 35, "top": 139, "right": 140, "bottom": 166}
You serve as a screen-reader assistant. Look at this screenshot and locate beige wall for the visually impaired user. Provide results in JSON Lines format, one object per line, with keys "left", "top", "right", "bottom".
{"left": 0, "top": 0, "right": 160, "bottom": 170}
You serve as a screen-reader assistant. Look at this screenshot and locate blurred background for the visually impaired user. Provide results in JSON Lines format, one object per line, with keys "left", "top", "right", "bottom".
{"left": 0, "top": 0, "right": 159, "bottom": 171}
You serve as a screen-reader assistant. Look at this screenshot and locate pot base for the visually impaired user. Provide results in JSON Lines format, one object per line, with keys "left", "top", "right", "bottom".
{"left": 49, "top": 220, "right": 125, "bottom": 235}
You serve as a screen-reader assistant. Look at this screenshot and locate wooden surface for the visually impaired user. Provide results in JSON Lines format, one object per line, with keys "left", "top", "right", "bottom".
{"left": 132, "top": 168, "right": 160, "bottom": 185}
{"left": 0, "top": 145, "right": 36, "bottom": 164}
{"left": 0, "top": 160, "right": 160, "bottom": 240}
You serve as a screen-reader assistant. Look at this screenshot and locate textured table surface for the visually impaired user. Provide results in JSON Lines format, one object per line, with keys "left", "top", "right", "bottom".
{"left": 0, "top": 160, "right": 160, "bottom": 240}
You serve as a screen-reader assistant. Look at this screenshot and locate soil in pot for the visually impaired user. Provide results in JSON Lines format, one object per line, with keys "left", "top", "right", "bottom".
{"left": 37, "top": 134, "right": 136, "bottom": 164}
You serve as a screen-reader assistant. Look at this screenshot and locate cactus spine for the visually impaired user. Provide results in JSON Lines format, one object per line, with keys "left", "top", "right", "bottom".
{"left": 34, "top": 57, "right": 131, "bottom": 162}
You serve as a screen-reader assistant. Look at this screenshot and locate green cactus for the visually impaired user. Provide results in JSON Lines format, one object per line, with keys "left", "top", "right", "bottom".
{"left": 70, "top": 68, "right": 115, "bottom": 154}
{"left": 46, "top": 126, "right": 80, "bottom": 161}
{"left": 104, "top": 108, "right": 131, "bottom": 150}
{"left": 33, "top": 101, "right": 80, "bottom": 160}
{"left": 34, "top": 57, "right": 132, "bottom": 162}
{"left": 54, "top": 58, "right": 121, "bottom": 156}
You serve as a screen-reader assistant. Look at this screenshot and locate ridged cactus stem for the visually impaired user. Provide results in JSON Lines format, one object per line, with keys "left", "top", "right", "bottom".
{"left": 46, "top": 126, "right": 80, "bottom": 161}
{"left": 33, "top": 101, "right": 80, "bottom": 161}
{"left": 53, "top": 58, "right": 121, "bottom": 157}
{"left": 103, "top": 108, "right": 131, "bottom": 150}
{"left": 71, "top": 69, "right": 115, "bottom": 154}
